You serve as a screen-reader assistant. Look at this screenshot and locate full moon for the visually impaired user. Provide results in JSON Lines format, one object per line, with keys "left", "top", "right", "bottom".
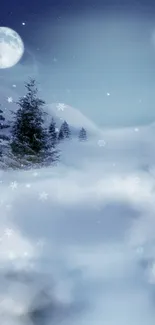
{"left": 0, "top": 26, "right": 24, "bottom": 69}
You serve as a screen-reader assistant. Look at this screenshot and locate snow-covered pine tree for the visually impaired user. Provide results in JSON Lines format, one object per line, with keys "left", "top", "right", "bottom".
{"left": 49, "top": 117, "right": 57, "bottom": 148}
{"left": 10, "top": 78, "right": 58, "bottom": 167}
{"left": 59, "top": 121, "right": 71, "bottom": 139}
{"left": 78, "top": 127, "right": 87, "bottom": 141}
{"left": 0, "top": 106, "right": 10, "bottom": 156}
{"left": 58, "top": 126, "right": 64, "bottom": 141}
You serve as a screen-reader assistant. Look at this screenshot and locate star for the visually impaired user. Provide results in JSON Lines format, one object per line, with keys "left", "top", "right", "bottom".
{"left": 39, "top": 192, "right": 48, "bottom": 201}
{"left": 7, "top": 97, "right": 13, "bottom": 103}
{"left": 10, "top": 181, "right": 18, "bottom": 190}
{"left": 57, "top": 103, "right": 65, "bottom": 111}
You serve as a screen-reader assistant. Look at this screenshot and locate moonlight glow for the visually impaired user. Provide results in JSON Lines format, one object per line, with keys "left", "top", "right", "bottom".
{"left": 0, "top": 26, "right": 24, "bottom": 69}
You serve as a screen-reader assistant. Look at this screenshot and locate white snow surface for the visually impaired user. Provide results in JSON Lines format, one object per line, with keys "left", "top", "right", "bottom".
{"left": 0, "top": 125, "right": 155, "bottom": 324}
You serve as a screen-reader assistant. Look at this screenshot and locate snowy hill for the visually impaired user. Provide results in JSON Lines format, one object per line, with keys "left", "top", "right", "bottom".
{"left": 45, "top": 103, "right": 103, "bottom": 136}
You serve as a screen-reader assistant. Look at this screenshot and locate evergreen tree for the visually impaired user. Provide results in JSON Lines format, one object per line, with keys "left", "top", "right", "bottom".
{"left": 10, "top": 78, "right": 58, "bottom": 166}
{"left": 0, "top": 106, "right": 10, "bottom": 156}
{"left": 48, "top": 117, "right": 57, "bottom": 148}
{"left": 60, "top": 121, "right": 71, "bottom": 139}
{"left": 78, "top": 127, "right": 87, "bottom": 141}
{"left": 58, "top": 125, "right": 64, "bottom": 141}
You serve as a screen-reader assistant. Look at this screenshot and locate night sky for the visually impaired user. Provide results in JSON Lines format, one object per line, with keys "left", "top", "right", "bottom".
{"left": 1, "top": 0, "right": 155, "bottom": 127}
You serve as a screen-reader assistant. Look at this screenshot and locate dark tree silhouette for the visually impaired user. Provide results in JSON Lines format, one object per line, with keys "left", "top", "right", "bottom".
{"left": 78, "top": 127, "right": 87, "bottom": 141}
{"left": 0, "top": 106, "right": 10, "bottom": 156}
{"left": 10, "top": 78, "right": 58, "bottom": 166}
{"left": 48, "top": 117, "right": 57, "bottom": 148}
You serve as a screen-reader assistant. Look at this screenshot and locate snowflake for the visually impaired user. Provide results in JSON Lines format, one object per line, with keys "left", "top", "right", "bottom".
{"left": 53, "top": 57, "right": 57, "bottom": 62}
{"left": 93, "top": 204, "right": 100, "bottom": 211}
{"left": 134, "top": 128, "right": 139, "bottom": 132}
{"left": 135, "top": 246, "right": 144, "bottom": 255}
{"left": 4, "top": 228, "right": 14, "bottom": 237}
{"left": 57, "top": 103, "right": 65, "bottom": 111}
{"left": 55, "top": 127, "right": 59, "bottom": 132}
{"left": 6, "top": 204, "right": 12, "bottom": 210}
{"left": 8, "top": 251, "right": 16, "bottom": 260}
{"left": 25, "top": 183, "right": 31, "bottom": 188}
{"left": 7, "top": 97, "right": 13, "bottom": 103}
{"left": 133, "top": 177, "right": 140, "bottom": 184}
{"left": 98, "top": 139, "right": 106, "bottom": 147}
{"left": 10, "top": 181, "right": 18, "bottom": 190}
{"left": 12, "top": 84, "right": 16, "bottom": 88}
{"left": 22, "top": 22, "right": 26, "bottom": 25}
{"left": 39, "top": 192, "right": 48, "bottom": 201}
{"left": 37, "top": 238, "right": 45, "bottom": 248}
{"left": 106, "top": 92, "right": 110, "bottom": 96}
{"left": 33, "top": 172, "right": 38, "bottom": 177}
{"left": 148, "top": 263, "right": 155, "bottom": 283}
{"left": 0, "top": 199, "right": 3, "bottom": 206}
{"left": 23, "top": 251, "right": 29, "bottom": 257}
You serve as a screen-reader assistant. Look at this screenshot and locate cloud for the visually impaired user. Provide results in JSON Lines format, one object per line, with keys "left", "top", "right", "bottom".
{"left": 0, "top": 123, "right": 155, "bottom": 324}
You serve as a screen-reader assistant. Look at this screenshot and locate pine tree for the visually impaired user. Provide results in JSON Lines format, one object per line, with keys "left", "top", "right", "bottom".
{"left": 58, "top": 126, "right": 64, "bottom": 141}
{"left": 0, "top": 106, "right": 10, "bottom": 156}
{"left": 78, "top": 127, "right": 87, "bottom": 141}
{"left": 60, "top": 121, "right": 71, "bottom": 139}
{"left": 10, "top": 78, "right": 58, "bottom": 166}
{"left": 49, "top": 117, "right": 57, "bottom": 148}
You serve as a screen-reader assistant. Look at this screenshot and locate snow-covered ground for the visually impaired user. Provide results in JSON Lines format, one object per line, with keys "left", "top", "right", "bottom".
{"left": 1, "top": 126, "right": 155, "bottom": 324}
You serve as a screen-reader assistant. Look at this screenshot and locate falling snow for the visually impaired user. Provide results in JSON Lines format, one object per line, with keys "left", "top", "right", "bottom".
{"left": 39, "top": 191, "right": 48, "bottom": 201}
{"left": 7, "top": 97, "right": 13, "bottom": 103}
{"left": 10, "top": 181, "right": 18, "bottom": 190}
{"left": 56, "top": 103, "right": 66, "bottom": 111}
{"left": 98, "top": 139, "right": 106, "bottom": 147}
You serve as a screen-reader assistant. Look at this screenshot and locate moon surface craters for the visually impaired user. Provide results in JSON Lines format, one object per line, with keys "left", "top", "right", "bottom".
{"left": 0, "top": 27, "right": 24, "bottom": 69}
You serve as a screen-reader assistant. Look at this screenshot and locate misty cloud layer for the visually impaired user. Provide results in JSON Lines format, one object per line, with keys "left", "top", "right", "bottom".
{"left": 0, "top": 126, "right": 155, "bottom": 324}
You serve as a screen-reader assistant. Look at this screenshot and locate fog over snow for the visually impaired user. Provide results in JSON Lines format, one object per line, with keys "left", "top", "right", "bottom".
{"left": 0, "top": 122, "right": 155, "bottom": 324}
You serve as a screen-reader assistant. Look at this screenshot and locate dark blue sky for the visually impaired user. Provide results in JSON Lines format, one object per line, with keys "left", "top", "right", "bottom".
{"left": 1, "top": 0, "right": 155, "bottom": 127}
